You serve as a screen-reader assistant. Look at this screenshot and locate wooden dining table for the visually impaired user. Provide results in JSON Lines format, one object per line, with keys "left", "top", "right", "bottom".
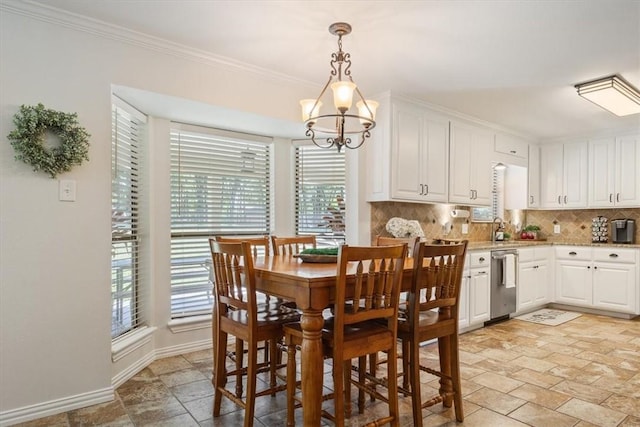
{"left": 252, "top": 254, "right": 418, "bottom": 426}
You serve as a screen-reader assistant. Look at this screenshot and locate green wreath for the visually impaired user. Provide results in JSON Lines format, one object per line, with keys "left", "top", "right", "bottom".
{"left": 7, "top": 103, "right": 90, "bottom": 178}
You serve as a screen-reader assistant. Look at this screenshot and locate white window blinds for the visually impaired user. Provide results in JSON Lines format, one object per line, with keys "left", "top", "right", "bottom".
{"left": 170, "top": 123, "right": 271, "bottom": 317}
{"left": 294, "top": 143, "right": 346, "bottom": 247}
{"left": 111, "top": 99, "right": 147, "bottom": 339}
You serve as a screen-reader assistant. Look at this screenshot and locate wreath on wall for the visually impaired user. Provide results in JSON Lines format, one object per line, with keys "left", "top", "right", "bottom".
{"left": 7, "top": 103, "right": 90, "bottom": 178}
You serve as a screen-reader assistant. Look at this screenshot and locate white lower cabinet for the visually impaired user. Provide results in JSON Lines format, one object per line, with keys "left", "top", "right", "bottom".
{"left": 517, "top": 246, "right": 551, "bottom": 313}
{"left": 554, "top": 246, "right": 638, "bottom": 314}
{"left": 459, "top": 251, "right": 490, "bottom": 329}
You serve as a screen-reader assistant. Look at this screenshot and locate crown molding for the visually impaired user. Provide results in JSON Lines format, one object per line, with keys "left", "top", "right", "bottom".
{"left": 1, "top": 0, "right": 314, "bottom": 87}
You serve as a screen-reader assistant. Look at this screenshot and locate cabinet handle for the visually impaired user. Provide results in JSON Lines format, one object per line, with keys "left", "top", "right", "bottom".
{"left": 479, "top": 257, "right": 485, "bottom": 262}
{"left": 425, "top": 184, "right": 429, "bottom": 195}
{"left": 473, "top": 190, "right": 478, "bottom": 199}
{"left": 610, "top": 193, "right": 613, "bottom": 203}
{"left": 510, "top": 150, "right": 516, "bottom": 154}
{"left": 530, "top": 195, "right": 534, "bottom": 204}
{"left": 609, "top": 253, "right": 619, "bottom": 258}
{"left": 616, "top": 193, "right": 620, "bottom": 202}
{"left": 569, "top": 251, "right": 577, "bottom": 256}
{"left": 564, "top": 195, "right": 568, "bottom": 204}
{"left": 594, "top": 266, "right": 598, "bottom": 270}
{"left": 419, "top": 184, "right": 424, "bottom": 195}
{"left": 558, "top": 195, "right": 561, "bottom": 204}
{"left": 587, "top": 265, "right": 591, "bottom": 269}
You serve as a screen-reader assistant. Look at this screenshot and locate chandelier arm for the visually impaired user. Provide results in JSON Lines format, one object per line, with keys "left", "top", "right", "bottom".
{"left": 345, "top": 129, "right": 371, "bottom": 150}
{"left": 307, "top": 127, "right": 336, "bottom": 150}
{"left": 353, "top": 84, "right": 374, "bottom": 118}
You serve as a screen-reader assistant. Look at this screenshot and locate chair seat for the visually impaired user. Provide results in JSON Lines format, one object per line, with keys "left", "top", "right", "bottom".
{"left": 397, "top": 310, "right": 456, "bottom": 332}
{"left": 225, "top": 307, "right": 301, "bottom": 327}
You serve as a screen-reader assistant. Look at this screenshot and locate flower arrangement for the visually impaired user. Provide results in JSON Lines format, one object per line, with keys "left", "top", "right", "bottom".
{"left": 385, "top": 217, "right": 424, "bottom": 238}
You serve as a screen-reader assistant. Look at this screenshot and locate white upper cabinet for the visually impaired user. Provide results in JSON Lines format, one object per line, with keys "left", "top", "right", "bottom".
{"left": 391, "top": 100, "right": 449, "bottom": 202}
{"left": 449, "top": 120, "right": 493, "bottom": 206}
{"left": 365, "top": 94, "right": 449, "bottom": 203}
{"left": 589, "top": 134, "right": 640, "bottom": 207}
{"left": 540, "top": 141, "right": 588, "bottom": 209}
{"left": 528, "top": 144, "right": 540, "bottom": 208}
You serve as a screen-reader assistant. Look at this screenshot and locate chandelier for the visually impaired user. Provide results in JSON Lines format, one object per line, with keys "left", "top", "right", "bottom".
{"left": 300, "top": 22, "right": 378, "bottom": 152}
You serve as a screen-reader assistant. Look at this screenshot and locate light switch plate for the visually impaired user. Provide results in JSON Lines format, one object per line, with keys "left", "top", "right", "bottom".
{"left": 554, "top": 224, "right": 560, "bottom": 234}
{"left": 59, "top": 179, "right": 76, "bottom": 202}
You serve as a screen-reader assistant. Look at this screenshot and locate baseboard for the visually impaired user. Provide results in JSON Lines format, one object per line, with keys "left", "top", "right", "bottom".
{"left": 154, "top": 338, "right": 212, "bottom": 359}
{"left": 547, "top": 303, "right": 638, "bottom": 320}
{"left": 112, "top": 350, "right": 155, "bottom": 389}
{"left": 0, "top": 387, "right": 113, "bottom": 427}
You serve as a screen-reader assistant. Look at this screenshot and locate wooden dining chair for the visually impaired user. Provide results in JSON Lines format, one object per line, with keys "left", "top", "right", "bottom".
{"left": 284, "top": 243, "right": 408, "bottom": 427}
{"left": 375, "top": 235, "right": 420, "bottom": 257}
{"left": 270, "top": 235, "right": 316, "bottom": 256}
{"left": 397, "top": 240, "right": 468, "bottom": 426}
{"left": 209, "top": 239, "right": 300, "bottom": 427}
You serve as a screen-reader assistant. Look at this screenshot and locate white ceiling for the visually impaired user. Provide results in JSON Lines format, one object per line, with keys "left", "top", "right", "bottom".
{"left": 29, "top": 0, "right": 640, "bottom": 140}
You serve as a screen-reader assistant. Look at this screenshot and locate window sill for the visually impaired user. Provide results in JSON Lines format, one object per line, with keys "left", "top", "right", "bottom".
{"left": 111, "top": 326, "right": 157, "bottom": 362}
{"left": 167, "top": 314, "right": 212, "bottom": 333}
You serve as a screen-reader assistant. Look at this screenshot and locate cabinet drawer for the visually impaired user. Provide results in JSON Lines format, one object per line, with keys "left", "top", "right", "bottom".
{"left": 592, "top": 247, "right": 637, "bottom": 264}
{"left": 495, "top": 133, "right": 528, "bottom": 159}
{"left": 555, "top": 246, "right": 591, "bottom": 261}
{"left": 469, "top": 251, "right": 490, "bottom": 268}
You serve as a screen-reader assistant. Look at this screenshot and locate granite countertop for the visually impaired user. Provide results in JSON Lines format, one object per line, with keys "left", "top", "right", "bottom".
{"left": 465, "top": 240, "right": 640, "bottom": 251}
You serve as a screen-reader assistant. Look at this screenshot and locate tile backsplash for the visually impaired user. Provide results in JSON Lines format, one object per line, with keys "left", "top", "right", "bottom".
{"left": 370, "top": 201, "right": 640, "bottom": 244}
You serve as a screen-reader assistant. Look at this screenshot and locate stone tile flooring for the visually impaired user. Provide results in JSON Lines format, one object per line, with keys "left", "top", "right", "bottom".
{"left": 14, "top": 312, "right": 640, "bottom": 426}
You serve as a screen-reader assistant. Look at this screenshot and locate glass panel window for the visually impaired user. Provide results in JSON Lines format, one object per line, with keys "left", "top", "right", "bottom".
{"left": 111, "top": 100, "right": 146, "bottom": 338}
{"left": 170, "top": 124, "right": 271, "bottom": 317}
{"left": 294, "top": 143, "right": 346, "bottom": 247}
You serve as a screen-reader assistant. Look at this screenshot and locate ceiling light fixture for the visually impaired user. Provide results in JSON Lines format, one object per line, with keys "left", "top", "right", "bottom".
{"left": 575, "top": 75, "right": 640, "bottom": 116}
{"left": 300, "top": 22, "right": 378, "bottom": 152}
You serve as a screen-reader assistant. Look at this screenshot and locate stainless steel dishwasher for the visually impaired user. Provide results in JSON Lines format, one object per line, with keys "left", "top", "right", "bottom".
{"left": 489, "top": 249, "right": 518, "bottom": 322}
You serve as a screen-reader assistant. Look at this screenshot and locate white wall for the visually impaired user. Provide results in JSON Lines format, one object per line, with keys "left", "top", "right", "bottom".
{"left": 0, "top": 4, "right": 316, "bottom": 424}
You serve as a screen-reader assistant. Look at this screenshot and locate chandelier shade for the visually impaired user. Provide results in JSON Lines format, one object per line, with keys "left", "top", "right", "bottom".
{"left": 301, "top": 22, "right": 377, "bottom": 152}
{"left": 575, "top": 75, "right": 640, "bottom": 116}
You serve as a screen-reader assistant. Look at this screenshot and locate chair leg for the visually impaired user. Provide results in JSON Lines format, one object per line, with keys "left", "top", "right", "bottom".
{"left": 368, "top": 352, "right": 377, "bottom": 402}
{"left": 269, "top": 338, "right": 278, "bottom": 395}
{"left": 358, "top": 356, "right": 366, "bottom": 414}
{"left": 401, "top": 339, "right": 410, "bottom": 394}
{"left": 235, "top": 339, "right": 245, "bottom": 398}
{"left": 386, "top": 344, "right": 400, "bottom": 427}
{"left": 344, "top": 360, "right": 352, "bottom": 417}
{"left": 286, "top": 337, "right": 296, "bottom": 427}
{"left": 409, "top": 338, "right": 423, "bottom": 427}
{"left": 438, "top": 336, "right": 453, "bottom": 408}
{"left": 450, "top": 334, "right": 464, "bottom": 422}
{"left": 244, "top": 343, "right": 258, "bottom": 427}
{"left": 213, "top": 331, "right": 228, "bottom": 417}
{"left": 333, "top": 359, "right": 345, "bottom": 427}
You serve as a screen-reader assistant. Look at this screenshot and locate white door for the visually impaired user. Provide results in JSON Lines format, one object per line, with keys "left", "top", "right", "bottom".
{"left": 469, "top": 268, "right": 490, "bottom": 324}
{"left": 588, "top": 138, "right": 615, "bottom": 207}
{"left": 616, "top": 134, "right": 640, "bottom": 207}
{"left": 540, "top": 144, "right": 564, "bottom": 208}
{"left": 562, "top": 141, "right": 588, "bottom": 208}
{"left": 517, "top": 262, "right": 535, "bottom": 312}
{"left": 449, "top": 121, "right": 473, "bottom": 203}
{"left": 555, "top": 260, "right": 592, "bottom": 306}
{"left": 533, "top": 261, "right": 551, "bottom": 306}
{"left": 528, "top": 144, "right": 540, "bottom": 208}
{"left": 391, "top": 103, "right": 423, "bottom": 201}
{"left": 592, "top": 263, "right": 636, "bottom": 313}
{"left": 421, "top": 114, "right": 449, "bottom": 202}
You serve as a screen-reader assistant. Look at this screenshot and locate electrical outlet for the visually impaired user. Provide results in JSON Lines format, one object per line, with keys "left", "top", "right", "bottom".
{"left": 59, "top": 179, "right": 76, "bottom": 202}
{"left": 461, "top": 223, "right": 469, "bottom": 234}
{"left": 554, "top": 224, "right": 561, "bottom": 234}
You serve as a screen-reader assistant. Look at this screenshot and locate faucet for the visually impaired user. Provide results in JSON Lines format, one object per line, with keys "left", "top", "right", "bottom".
{"left": 492, "top": 217, "right": 504, "bottom": 243}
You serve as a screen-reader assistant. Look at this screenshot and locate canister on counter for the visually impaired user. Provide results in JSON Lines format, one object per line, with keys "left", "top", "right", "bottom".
{"left": 591, "top": 216, "right": 608, "bottom": 243}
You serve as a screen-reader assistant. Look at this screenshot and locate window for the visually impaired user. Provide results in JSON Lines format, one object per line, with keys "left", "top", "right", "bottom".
{"left": 111, "top": 99, "right": 147, "bottom": 338}
{"left": 170, "top": 124, "right": 272, "bottom": 317}
{"left": 294, "top": 143, "right": 346, "bottom": 247}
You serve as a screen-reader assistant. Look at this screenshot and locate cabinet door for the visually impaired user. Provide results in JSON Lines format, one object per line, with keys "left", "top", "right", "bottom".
{"left": 449, "top": 122, "right": 474, "bottom": 203}
{"left": 391, "top": 103, "right": 423, "bottom": 201}
{"left": 563, "top": 141, "right": 588, "bottom": 208}
{"left": 421, "top": 114, "right": 449, "bottom": 202}
{"left": 593, "top": 263, "right": 637, "bottom": 313}
{"left": 471, "top": 129, "right": 494, "bottom": 205}
{"left": 616, "top": 134, "right": 640, "bottom": 207}
{"left": 540, "top": 144, "right": 564, "bottom": 208}
{"left": 458, "top": 272, "right": 470, "bottom": 329}
{"left": 555, "top": 260, "right": 592, "bottom": 306}
{"left": 588, "top": 138, "right": 615, "bottom": 207}
{"left": 469, "top": 268, "right": 490, "bottom": 324}
{"left": 517, "top": 262, "right": 536, "bottom": 312}
{"left": 528, "top": 144, "right": 540, "bottom": 208}
{"left": 534, "top": 261, "right": 550, "bottom": 306}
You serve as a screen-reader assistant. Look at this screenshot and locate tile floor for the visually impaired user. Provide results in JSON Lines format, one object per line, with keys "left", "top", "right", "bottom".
{"left": 13, "top": 312, "right": 640, "bottom": 426}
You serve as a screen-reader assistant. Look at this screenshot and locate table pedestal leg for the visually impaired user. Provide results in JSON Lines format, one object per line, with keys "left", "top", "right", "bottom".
{"left": 300, "top": 309, "right": 324, "bottom": 426}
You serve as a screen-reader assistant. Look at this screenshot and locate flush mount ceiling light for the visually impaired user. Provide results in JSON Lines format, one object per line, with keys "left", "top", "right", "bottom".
{"left": 575, "top": 75, "right": 640, "bottom": 116}
{"left": 300, "top": 22, "right": 378, "bottom": 152}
